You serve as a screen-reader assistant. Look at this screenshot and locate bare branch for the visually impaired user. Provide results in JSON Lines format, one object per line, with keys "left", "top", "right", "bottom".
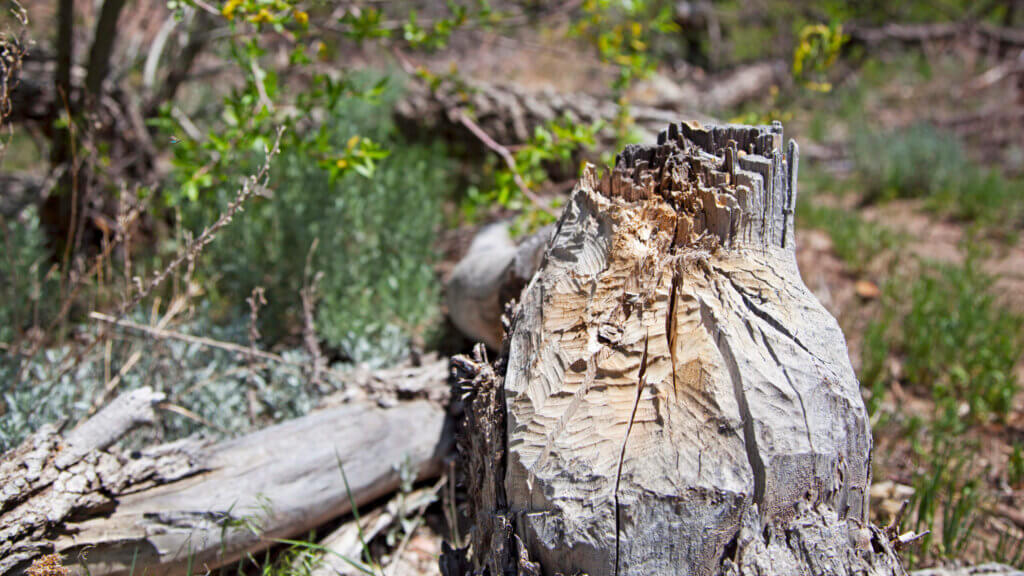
{"left": 454, "top": 109, "right": 556, "bottom": 217}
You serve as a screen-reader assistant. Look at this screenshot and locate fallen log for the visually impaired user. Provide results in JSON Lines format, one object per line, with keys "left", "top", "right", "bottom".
{"left": 395, "top": 60, "right": 790, "bottom": 156}
{"left": 845, "top": 22, "right": 1024, "bottom": 52}
{"left": 445, "top": 122, "right": 908, "bottom": 575}
{"left": 1, "top": 358, "right": 452, "bottom": 576}
{"left": 445, "top": 222, "right": 552, "bottom": 350}
{"left": 699, "top": 61, "right": 786, "bottom": 111}
{"left": 395, "top": 80, "right": 709, "bottom": 152}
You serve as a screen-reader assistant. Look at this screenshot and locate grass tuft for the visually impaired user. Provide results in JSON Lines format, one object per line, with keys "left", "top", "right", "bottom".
{"left": 851, "top": 124, "right": 1023, "bottom": 235}
{"left": 798, "top": 201, "right": 901, "bottom": 275}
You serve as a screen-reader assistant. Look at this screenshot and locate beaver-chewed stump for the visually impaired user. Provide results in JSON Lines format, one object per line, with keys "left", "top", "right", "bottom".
{"left": 445, "top": 122, "right": 906, "bottom": 576}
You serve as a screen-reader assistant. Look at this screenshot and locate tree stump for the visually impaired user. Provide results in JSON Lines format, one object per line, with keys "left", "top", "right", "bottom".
{"left": 449, "top": 122, "right": 906, "bottom": 576}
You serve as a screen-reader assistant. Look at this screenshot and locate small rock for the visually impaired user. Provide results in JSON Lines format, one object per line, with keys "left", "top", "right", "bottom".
{"left": 855, "top": 280, "right": 882, "bottom": 299}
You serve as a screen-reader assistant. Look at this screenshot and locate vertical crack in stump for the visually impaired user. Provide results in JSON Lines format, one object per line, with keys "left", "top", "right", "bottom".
{"left": 665, "top": 269, "right": 680, "bottom": 404}
{"left": 613, "top": 332, "right": 649, "bottom": 576}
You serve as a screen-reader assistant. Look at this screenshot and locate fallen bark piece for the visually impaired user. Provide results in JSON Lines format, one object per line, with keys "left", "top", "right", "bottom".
{"left": 306, "top": 486, "right": 439, "bottom": 576}
{"left": 846, "top": 22, "right": 1024, "bottom": 51}
{"left": 56, "top": 386, "right": 166, "bottom": 469}
{"left": 1, "top": 360, "right": 453, "bottom": 576}
{"left": 450, "top": 122, "right": 906, "bottom": 576}
{"left": 320, "top": 353, "right": 452, "bottom": 408}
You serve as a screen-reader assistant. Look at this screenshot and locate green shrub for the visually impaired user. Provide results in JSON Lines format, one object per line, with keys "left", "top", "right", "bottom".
{"left": 901, "top": 259, "right": 1022, "bottom": 421}
{"left": 461, "top": 117, "right": 601, "bottom": 233}
{"left": 853, "top": 123, "right": 967, "bottom": 203}
{"left": 179, "top": 78, "right": 452, "bottom": 365}
{"left": 1010, "top": 443, "right": 1024, "bottom": 488}
{"left": 910, "top": 438, "right": 981, "bottom": 563}
{"left": 0, "top": 205, "right": 57, "bottom": 345}
{"left": 0, "top": 311, "right": 351, "bottom": 452}
{"left": 988, "top": 530, "right": 1024, "bottom": 569}
{"left": 860, "top": 317, "right": 890, "bottom": 417}
{"left": 862, "top": 256, "right": 1021, "bottom": 565}
{"left": 949, "top": 168, "right": 1023, "bottom": 233}
{"left": 903, "top": 386, "right": 982, "bottom": 566}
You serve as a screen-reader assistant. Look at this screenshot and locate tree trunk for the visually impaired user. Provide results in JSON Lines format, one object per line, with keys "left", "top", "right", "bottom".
{"left": 448, "top": 122, "right": 906, "bottom": 576}
{"left": 85, "top": 0, "right": 128, "bottom": 100}
{"left": 44, "top": 0, "right": 76, "bottom": 249}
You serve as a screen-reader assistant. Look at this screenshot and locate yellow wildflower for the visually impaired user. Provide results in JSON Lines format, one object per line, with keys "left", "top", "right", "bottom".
{"left": 221, "top": 0, "right": 242, "bottom": 20}
{"left": 249, "top": 8, "right": 273, "bottom": 24}
{"left": 293, "top": 10, "right": 308, "bottom": 26}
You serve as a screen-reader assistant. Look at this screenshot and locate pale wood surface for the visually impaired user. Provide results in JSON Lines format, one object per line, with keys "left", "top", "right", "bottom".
{"left": 305, "top": 486, "right": 438, "bottom": 576}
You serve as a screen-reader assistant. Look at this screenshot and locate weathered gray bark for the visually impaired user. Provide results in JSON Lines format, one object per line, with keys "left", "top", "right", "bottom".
{"left": 447, "top": 122, "right": 906, "bottom": 576}
{"left": 395, "top": 64, "right": 789, "bottom": 155}
{"left": 1, "top": 359, "right": 452, "bottom": 576}
{"left": 845, "top": 22, "right": 1024, "bottom": 51}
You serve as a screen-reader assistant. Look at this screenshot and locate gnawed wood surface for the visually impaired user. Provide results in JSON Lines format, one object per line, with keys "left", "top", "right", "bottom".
{"left": 1, "top": 359, "right": 452, "bottom": 576}
{"left": 449, "top": 122, "right": 906, "bottom": 576}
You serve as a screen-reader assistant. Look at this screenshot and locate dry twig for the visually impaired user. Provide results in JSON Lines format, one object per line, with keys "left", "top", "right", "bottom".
{"left": 0, "top": 0, "right": 28, "bottom": 135}
{"left": 90, "top": 311, "right": 302, "bottom": 370}
{"left": 453, "top": 109, "right": 556, "bottom": 217}
{"left": 301, "top": 238, "right": 327, "bottom": 392}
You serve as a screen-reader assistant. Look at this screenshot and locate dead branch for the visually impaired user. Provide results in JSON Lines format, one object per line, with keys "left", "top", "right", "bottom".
{"left": 846, "top": 21, "right": 1024, "bottom": 52}
{"left": 1, "top": 360, "right": 453, "bottom": 576}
